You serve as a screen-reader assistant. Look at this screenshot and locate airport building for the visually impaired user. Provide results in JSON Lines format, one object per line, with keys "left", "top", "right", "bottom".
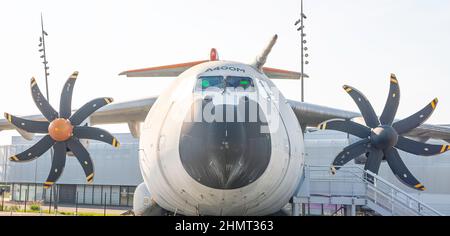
{"left": 0, "top": 133, "right": 142, "bottom": 207}
{"left": 1, "top": 130, "right": 450, "bottom": 215}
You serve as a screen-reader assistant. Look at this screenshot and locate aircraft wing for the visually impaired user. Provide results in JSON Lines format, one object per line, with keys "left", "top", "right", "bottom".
{"left": 3, "top": 96, "right": 448, "bottom": 141}
{"left": 0, "top": 97, "right": 158, "bottom": 138}
{"left": 263, "top": 67, "right": 308, "bottom": 80}
{"left": 119, "top": 61, "right": 209, "bottom": 77}
{"left": 288, "top": 100, "right": 450, "bottom": 142}
{"left": 120, "top": 62, "right": 307, "bottom": 80}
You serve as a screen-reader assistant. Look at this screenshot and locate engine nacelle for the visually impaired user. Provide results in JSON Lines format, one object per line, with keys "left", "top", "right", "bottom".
{"left": 133, "top": 182, "right": 166, "bottom": 216}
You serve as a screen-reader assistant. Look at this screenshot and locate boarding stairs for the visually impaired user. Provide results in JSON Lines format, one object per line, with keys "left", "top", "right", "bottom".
{"left": 293, "top": 165, "right": 443, "bottom": 216}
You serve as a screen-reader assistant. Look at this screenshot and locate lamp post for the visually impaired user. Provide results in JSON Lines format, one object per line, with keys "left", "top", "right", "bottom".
{"left": 39, "top": 13, "right": 50, "bottom": 101}
{"left": 295, "top": 0, "right": 309, "bottom": 102}
{"left": 38, "top": 14, "right": 58, "bottom": 213}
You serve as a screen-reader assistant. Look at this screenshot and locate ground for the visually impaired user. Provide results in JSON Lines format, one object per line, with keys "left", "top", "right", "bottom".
{"left": 0, "top": 200, "right": 131, "bottom": 216}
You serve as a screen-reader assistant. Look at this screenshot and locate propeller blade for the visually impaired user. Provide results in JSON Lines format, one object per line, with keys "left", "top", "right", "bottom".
{"left": 364, "top": 148, "right": 384, "bottom": 174}
{"left": 69, "top": 97, "right": 114, "bottom": 126}
{"left": 318, "top": 119, "right": 370, "bottom": 138}
{"left": 343, "top": 85, "right": 380, "bottom": 128}
{"left": 393, "top": 98, "right": 438, "bottom": 134}
{"left": 379, "top": 74, "right": 400, "bottom": 125}
{"left": 4, "top": 113, "right": 49, "bottom": 133}
{"left": 331, "top": 139, "right": 371, "bottom": 173}
{"left": 396, "top": 136, "right": 449, "bottom": 156}
{"left": 43, "top": 142, "right": 67, "bottom": 189}
{"left": 30, "top": 77, "right": 58, "bottom": 121}
{"left": 9, "top": 135, "right": 54, "bottom": 162}
{"left": 73, "top": 126, "right": 120, "bottom": 147}
{"left": 66, "top": 138, "right": 95, "bottom": 184}
{"left": 385, "top": 147, "right": 425, "bottom": 191}
{"left": 59, "top": 71, "right": 79, "bottom": 119}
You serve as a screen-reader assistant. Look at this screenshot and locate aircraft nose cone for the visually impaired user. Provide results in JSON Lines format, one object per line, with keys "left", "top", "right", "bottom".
{"left": 179, "top": 98, "right": 271, "bottom": 189}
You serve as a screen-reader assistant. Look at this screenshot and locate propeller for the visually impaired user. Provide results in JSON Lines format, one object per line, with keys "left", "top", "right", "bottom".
{"left": 318, "top": 74, "right": 449, "bottom": 191}
{"left": 5, "top": 72, "right": 120, "bottom": 188}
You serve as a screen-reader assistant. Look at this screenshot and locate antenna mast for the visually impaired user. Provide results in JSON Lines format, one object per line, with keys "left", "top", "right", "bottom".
{"left": 295, "top": 0, "right": 309, "bottom": 102}
{"left": 38, "top": 13, "right": 56, "bottom": 213}
{"left": 39, "top": 13, "right": 50, "bottom": 101}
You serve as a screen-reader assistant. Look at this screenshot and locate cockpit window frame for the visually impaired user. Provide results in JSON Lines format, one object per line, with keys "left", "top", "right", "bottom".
{"left": 225, "top": 76, "right": 255, "bottom": 91}
{"left": 195, "top": 76, "right": 225, "bottom": 92}
{"left": 195, "top": 75, "right": 255, "bottom": 92}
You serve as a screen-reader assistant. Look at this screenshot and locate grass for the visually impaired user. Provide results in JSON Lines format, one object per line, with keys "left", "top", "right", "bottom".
{"left": 59, "top": 211, "right": 120, "bottom": 216}
{"left": 30, "top": 204, "right": 41, "bottom": 211}
{"left": 0, "top": 204, "right": 121, "bottom": 216}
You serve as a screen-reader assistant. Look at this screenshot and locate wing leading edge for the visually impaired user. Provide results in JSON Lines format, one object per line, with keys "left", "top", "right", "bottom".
{"left": 119, "top": 48, "right": 307, "bottom": 80}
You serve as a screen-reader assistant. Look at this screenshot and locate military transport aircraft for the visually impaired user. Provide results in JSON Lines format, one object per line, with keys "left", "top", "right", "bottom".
{"left": 1, "top": 35, "right": 450, "bottom": 216}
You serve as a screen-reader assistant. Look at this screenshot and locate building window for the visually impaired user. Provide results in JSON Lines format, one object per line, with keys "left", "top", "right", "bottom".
{"left": 84, "top": 185, "right": 93, "bottom": 205}
{"left": 20, "top": 184, "right": 28, "bottom": 201}
{"left": 28, "top": 184, "right": 36, "bottom": 202}
{"left": 76, "top": 185, "right": 85, "bottom": 204}
{"left": 36, "top": 185, "right": 44, "bottom": 201}
{"left": 111, "top": 186, "right": 120, "bottom": 206}
{"left": 102, "top": 186, "right": 111, "bottom": 206}
{"left": 93, "top": 186, "right": 102, "bottom": 205}
{"left": 128, "top": 186, "right": 136, "bottom": 206}
{"left": 12, "top": 184, "right": 19, "bottom": 201}
{"left": 120, "top": 186, "right": 128, "bottom": 206}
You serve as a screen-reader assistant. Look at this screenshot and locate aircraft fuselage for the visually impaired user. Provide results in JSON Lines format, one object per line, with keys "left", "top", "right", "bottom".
{"left": 139, "top": 61, "right": 304, "bottom": 216}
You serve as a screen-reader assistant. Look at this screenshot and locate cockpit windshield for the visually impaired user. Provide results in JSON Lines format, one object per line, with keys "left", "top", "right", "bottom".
{"left": 198, "top": 76, "right": 225, "bottom": 91}
{"left": 196, "top": 76, "right": 254, "bottom": 92}
{"left": 225, "top": 76, "right": 254, "bottom": 90}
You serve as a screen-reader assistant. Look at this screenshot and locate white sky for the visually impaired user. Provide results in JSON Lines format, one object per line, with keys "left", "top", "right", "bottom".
{"left": 0, "top": 0, "right": 449, "bottom": 144}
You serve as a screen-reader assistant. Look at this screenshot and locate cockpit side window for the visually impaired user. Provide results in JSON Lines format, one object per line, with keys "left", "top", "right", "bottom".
{"left": 196, "top": 76, "right": 225, "bottom": 91}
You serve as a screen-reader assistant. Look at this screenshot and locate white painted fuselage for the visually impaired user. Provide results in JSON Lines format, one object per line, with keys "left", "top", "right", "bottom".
{"left": 139, "top": 61, "right": 304, "bottom": 216}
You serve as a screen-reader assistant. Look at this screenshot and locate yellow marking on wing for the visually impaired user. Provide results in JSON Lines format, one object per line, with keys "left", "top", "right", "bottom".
{"left": 10, "top": 156, "right": 19, "bottom": 161}
{"left": 87, "top": 173, "right": 94, "bottom": 183}
{"left": 30, "top": 77, "right": 37, "bottom": 87}
{"left": 415, "top": 184, "right": 424, "bottom": 189}
{"left": 111, "top": 138, "right": 120, "bottom": 148}
{"left": 431, "top": 98, "right": 438, "bottom": 110}
{"left": 390, "top": 74, "right": 398, "bottom": 84}
{"left": 441, "top": 145, "right": 448, "bottom": 153}
{"left": 343, "top": 85, "right": 353, "bottom": 93}
{"left": 5, "top": 113, "right": 12, "bottom": 123}
{"left": 104, "top": 98, "right": 113, "bottom": 104}
{"left": 318, "top": 123, "right": 326, "bottom": 130}
{"left": 70, "top": 71, "right": 79, "bottom": 79}
{"left": 43, "top": 182, "right": 54, "bottom": 189}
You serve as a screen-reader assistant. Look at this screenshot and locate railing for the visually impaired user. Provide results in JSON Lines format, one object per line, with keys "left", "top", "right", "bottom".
{"left": 304, "top": 165, "right": 443, "bottom": 216}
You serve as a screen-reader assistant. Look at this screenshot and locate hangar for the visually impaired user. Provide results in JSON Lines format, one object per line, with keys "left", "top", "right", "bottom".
{"left": 0, "top": 133, "right": 141, "bottom": 207}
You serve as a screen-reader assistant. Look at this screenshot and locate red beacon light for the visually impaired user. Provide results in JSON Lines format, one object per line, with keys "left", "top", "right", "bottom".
{"left": 210, "top": 48, "right": 219, "bottom": 61}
